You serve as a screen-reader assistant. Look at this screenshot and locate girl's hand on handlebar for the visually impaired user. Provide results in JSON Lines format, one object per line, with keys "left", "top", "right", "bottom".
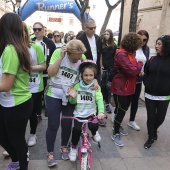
{"left": 97, "top": 113, "right": 105, "bottom": 120}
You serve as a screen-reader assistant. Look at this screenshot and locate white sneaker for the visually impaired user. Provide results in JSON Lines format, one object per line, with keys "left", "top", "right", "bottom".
{"left": 3, "top": 150, "right": 9, "bottom": 157}
{"left": 69, "top": 147, "right": 77, "bottom": 162}
{"left": 112, "top": 112, "right": 115, "bottom": 123}
{"left": 127, "top": 121, "right": 140, "bottom": 131}
{"left": 93, "top": 131, "right": 101, "bottom": 142}
{"left": 27, "top": 134, "right": 37, "bottom": 146}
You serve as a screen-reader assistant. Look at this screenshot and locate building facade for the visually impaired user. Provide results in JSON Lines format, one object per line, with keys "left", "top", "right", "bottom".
{"left": 122, "top": 0, "right": 170, "bottom": 51}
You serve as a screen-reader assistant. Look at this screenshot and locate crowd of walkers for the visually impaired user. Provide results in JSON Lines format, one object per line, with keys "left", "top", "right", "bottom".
{"left": 0, "top": 12, "right": 170, "bottom": 170}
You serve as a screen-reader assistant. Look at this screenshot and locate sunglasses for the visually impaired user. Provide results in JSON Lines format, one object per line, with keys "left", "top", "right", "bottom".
{"left": 86, "top": 26, "right": 96, "bottom": 30}
{"left": 54, "top": 35, "right": 60, "bottom": 38}
{"left": 33, "top": 28, "right": 42, "bottom": 32}
{"left": 143, "top": 39, "right": 147, "bottom": 42}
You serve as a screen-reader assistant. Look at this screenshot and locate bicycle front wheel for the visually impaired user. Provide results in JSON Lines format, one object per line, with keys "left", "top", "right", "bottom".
{"left": 81, "top": 153, "right": 90, "bottom": 170}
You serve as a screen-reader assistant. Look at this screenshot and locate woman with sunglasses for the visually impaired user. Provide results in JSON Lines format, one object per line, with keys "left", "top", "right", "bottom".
{"left": 143, "top": 35, "right": 170, "bottom": 149}
{"left": 53, "top": 30, "right": 66, "bottom": 48}
{"left": 23, "top": 22, "right": 46, "bottom": 147}
{"left": 32, "top": 22, "right": 56, "bottom": 119}
{"left": 100, "top": 29, "right": 117, "bottom": 114}
{"left": 0, "top": 13, "right": 33, "bottom": 170}
{"left": 128, "top": 30, "right": 150, "bottom": 131}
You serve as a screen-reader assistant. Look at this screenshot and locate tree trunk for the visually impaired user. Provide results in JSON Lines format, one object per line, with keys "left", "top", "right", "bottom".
{"left": 129, "top": 0, "right": 140, "bottom": 32}
{"left": 100, "top": 0, "right": 121, "bottom": 35}
{"left": 100, "top": 9, "right": 112, "bottom": 35}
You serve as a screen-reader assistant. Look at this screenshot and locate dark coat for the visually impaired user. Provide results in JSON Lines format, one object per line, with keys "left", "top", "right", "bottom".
{"left": 77, "top": 32, "right": 102, "bottom": 74}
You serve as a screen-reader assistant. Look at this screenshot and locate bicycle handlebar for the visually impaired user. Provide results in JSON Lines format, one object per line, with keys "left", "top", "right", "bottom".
{"left": 62, "top": 115, "right": 108, "bottom": 124}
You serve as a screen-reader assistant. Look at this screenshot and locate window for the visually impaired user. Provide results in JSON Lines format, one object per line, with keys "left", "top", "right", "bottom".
{"left": 69, "top": 18, "right": 74, "bottom": 26}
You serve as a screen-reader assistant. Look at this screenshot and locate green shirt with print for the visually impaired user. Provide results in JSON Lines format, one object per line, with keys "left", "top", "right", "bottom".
{"left": 0, "top": 45, "right": 32, "bottom": 107}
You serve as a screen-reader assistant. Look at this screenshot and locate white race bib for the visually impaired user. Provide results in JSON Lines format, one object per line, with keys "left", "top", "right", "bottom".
{"left": 77, "top": 91, "right": 94, "bottom": 104}
{"left": 57, "top": 66, "right": 78, "bottom": 84}
{"left": 28, "top": 72, "right": 40, "bottom": 86}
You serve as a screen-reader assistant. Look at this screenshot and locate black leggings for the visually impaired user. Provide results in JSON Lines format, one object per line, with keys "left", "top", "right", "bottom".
{"left": 101, "top": 70, "right": 111, "bottom": 104}
{"left": 130, "top": 83, "right": 142, "bottom": 121}
{"left": 145, "top": 98, "right": 169, "bottom": 139}
{"left": 0, "top": 98, "right": 33, "bottom": 170}
{"left": 113, "top": 94, "right": 132, "bottom": 134}
{"left": 30, "top": 92, "right": 42, "bottom": 134}
{"left": 46, "top": 95, "right": 75, "bottom": 152}
{"left": 71, "top": 118, "right": 99, "bottom": 146}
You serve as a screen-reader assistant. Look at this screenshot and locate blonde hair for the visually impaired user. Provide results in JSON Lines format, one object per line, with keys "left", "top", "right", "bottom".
{"left": 67, "top": 39, "right": 86, "bottom": 54}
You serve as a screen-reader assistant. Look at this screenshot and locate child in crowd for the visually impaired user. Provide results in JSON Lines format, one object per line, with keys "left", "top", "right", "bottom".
{"left": 68, "top": 60, "right": 105, "bottom": 162}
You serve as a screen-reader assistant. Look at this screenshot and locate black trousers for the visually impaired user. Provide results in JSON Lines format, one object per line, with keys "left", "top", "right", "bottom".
{"left": 30, "top": 92, "right": 42, "bottom": 134}
{"left": 101, "top": 70, "right": 111, "bottom": 104}
{"left": 71, "top": 117, "right": 99, "bottom": 146}
{"left": 145, "top": 97, "right": 169, "bottom": 139}
{"left": 0, "top": 98, "right": 33, "bottom": 170}
{"left": 130, "top": 83, "right": 142, "bottom": 121}
{"left": 113, "top": 94, "right": 132, "bottom": 134}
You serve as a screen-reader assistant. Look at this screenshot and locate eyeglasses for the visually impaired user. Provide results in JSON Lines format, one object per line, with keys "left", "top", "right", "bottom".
{"left": 33, "top": 28, "right": 42, "bottom": 32}
{"left": 86, "top": 26, "right": 96, "bottom": 30}
{"left": 54, "top": 35, "right": 60, "bottom": 38}
{"left": 143, "top": 39, "right": 148, "bottom": 42}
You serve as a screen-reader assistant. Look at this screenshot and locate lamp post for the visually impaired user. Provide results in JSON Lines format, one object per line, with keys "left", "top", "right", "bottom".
{"left": 118, "top": 0, "right": 124, "bottom": 47}
{"left": 86, "top": 6, "right": 90, "bottom": 19}
{"left": 16, "top": 0, "right": 21, "bottom": 16}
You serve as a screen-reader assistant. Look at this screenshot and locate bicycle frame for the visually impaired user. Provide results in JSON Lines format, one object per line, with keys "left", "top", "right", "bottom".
{"left": 62, "top": 116, "right": 100, "bottom": 170}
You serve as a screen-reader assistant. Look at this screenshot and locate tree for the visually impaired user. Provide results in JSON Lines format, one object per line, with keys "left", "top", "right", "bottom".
{"left": 100, "top": 0, "right": 121, "bottom": 35}
{"left": 75, "top": 0, "right": 89, "bottom": 30}
{"left": 129, "top": 0, "right": 140, "bottom": 32}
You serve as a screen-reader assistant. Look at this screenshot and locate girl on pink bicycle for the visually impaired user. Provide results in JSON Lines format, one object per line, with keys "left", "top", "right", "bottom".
{"left": 68, "top": 60, "right": 105, "bottom": 162}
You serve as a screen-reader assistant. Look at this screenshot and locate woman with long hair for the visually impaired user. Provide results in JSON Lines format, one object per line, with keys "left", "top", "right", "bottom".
{"left": 100, "top": 29, "right": 117, "bottom": 114}
{"left": 0, "top": 13, "right": 33, "bottom": 170}
{"left": 143, "top": 35, "right": 170, "bottom": 149}
{"left": 128, "top": 30, "right": 150, "bottom": 131}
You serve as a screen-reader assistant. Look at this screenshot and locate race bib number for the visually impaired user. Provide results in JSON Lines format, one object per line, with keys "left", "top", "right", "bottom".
{"left": 29, "top": 73, "right": 40, "bottom": 86}
{"left": 77, "top": 91, "right": 94, "bottom": 104}
{"left": 57, "top": 66, "right": 77, "bottom": 83}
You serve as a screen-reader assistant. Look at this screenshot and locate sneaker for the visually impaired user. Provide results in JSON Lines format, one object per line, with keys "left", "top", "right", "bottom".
{"left": 98, "top": 119, "right": 106, "bottom": 126}
{"left": 144, "top": 139, "right": 154, "bottom": 149}
{"left": 111, "top": 134, "right": 124, "bottom": 147}
{"left": 4, "top": 162, "right": 20, "bottom": 170}
{"left": 119, "top": 126, "right": 128, "bottom": 136}
{"left": 27, "top": 134, "right": 37, "bottom": 147}
{"left": 112, "top": 113, "right": 115, "bottom": 123}
{"left": 127, "top": 121, "right": 140, "bottom": 131}
{"left": 69, "top": 146, "right": 77, "bottom": 162}
{"left": 60, "top": 147, "right": 69, "bottom": 160}
{"left": 47, "top": 152, "right": 57, "bottom": 167}
{"left": 93, "top": 131, "right": 101, "bottom": 142}
{"left": 106, "top": 105, "right": 112, "bottom": 114}
{"left": 3, "top": 150, "right": 9, "bottom": 157}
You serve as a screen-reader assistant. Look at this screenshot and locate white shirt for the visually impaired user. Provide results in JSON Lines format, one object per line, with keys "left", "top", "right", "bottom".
{"left": 87, "top": 35, "right": 97, "bottom": 63}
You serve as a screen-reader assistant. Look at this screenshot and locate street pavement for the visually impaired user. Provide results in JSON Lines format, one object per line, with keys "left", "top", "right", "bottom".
{"left": 1, "top": 87, "right": 170, "bottom": 170}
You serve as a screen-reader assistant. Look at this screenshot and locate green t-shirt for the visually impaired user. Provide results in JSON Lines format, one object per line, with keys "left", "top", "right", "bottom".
{"left": 0, "top": 45, "right": 32, "bottom": 107}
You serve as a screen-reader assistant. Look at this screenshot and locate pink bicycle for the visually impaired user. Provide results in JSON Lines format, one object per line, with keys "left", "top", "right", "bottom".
{"left": 62, "top": 115, "right": 107, "bottom": 170}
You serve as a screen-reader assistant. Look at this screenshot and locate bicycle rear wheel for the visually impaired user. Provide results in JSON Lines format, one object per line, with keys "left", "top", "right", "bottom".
{"left": 81, "top": 153, "right": 90, "bottom": 170}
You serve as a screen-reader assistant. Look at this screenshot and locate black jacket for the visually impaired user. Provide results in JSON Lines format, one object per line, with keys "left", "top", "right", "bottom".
{"left": 143, "top": 55, "right": 170, "bottom": 96}
{"left": 77, "top": 32, "right": 102, "bottom": 74}
{"left": 32, "top": 36, "right": 56, "bottom": 74}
